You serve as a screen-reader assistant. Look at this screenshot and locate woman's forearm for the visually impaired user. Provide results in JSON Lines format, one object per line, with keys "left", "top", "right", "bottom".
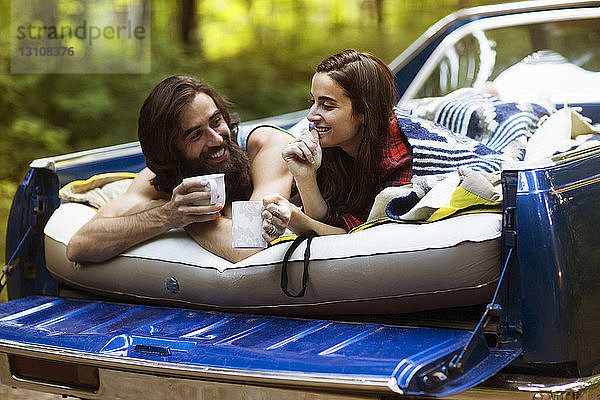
{"left": 293, "top": 175, "right": 328, "bottom": 221}
{"left": 288, "top": 203, "right": 346, "bottom": 236}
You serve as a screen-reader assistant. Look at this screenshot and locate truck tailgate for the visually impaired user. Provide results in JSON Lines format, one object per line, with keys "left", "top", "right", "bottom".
{"left": 0, "top": 296, "right": 520, "bottom": 397}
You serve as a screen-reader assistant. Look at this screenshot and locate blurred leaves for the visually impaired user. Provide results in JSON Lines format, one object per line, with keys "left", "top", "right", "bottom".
{"left": 1, "top": 0, "right": 508, "bottom": 181}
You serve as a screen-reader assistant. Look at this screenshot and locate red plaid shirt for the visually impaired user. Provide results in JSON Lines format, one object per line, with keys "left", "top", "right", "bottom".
{"left": 322, "top": 117, "right": 413, "bottom": 230}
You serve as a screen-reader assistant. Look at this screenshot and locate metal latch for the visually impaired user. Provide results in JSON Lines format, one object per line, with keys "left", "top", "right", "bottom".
{"left": 503, "top": 206, "right": 517, "bottom": 247}
{"left": 133, "top": 344, "right": 172, "bottom": 357}
{"left": 420, "top": 368, "right": 449, "bottom": 389}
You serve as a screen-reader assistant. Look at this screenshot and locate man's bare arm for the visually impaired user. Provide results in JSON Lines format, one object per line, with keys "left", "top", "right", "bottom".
{"left": 185, "top": 218, "right": 262, "bottom": 263}
{"left": 66, "top": 168, "right": 224, "bottom": 263}
{"left": 246, "top": 127, "right": 294, "bottom": 200}
{"left": 185, "top": 127, "right": 294, "bottom": 263}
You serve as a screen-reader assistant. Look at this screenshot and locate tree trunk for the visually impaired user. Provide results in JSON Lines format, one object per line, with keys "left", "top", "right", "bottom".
{"left": 375, "top": 0, "right": 384, "bottom": 29}
{"left": 180, "top": 0, "right": 197, "bottom": 47}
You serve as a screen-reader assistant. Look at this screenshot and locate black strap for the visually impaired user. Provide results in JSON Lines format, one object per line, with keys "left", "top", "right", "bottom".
{"left": 280, "top": 231, "right": 318, "bottom": 297}
{"left": 0, "top": 226, "right": 33, "bottom": 293}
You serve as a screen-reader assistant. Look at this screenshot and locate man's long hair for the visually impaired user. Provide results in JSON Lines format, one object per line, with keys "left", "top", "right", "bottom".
{"left": 315, "top": 50, "right": 396, "bottom": 220}
{"left": 138, "top": 75, "right": 240, "bottom": 194}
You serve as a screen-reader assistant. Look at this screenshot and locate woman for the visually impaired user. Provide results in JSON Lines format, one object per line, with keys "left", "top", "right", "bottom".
{"left": 261, "top": 49, "right": 413, "bottom": 239}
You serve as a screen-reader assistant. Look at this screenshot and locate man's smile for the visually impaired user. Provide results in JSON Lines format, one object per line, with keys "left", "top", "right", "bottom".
{"left": 206, "top": 146, "right": 228, "bottom": 162}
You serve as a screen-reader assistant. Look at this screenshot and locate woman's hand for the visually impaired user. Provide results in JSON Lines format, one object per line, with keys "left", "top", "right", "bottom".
{"left": 281, "top": 125, "right": 322, "bottom": 182}
{"left": 261, "top": 194, "right": 294, "bottom": 242}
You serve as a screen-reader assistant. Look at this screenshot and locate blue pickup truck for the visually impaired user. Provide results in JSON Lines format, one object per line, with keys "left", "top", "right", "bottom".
{"left": 2, "top": 1, "right": 600, "bottom": 398}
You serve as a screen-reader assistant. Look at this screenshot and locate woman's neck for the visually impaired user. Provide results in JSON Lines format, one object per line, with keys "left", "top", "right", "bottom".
{"left": 340, "top": 142, "right": 360, "bottom": 158}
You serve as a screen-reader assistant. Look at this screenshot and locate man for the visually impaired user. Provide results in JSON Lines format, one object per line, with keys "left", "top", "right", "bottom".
{"left": 66, "top": 75, "right": 293, "bottom": 263}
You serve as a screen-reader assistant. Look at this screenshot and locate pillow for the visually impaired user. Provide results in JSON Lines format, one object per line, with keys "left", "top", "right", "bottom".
{"left": 525, "top": 106, "right": 600, "bottom": 161}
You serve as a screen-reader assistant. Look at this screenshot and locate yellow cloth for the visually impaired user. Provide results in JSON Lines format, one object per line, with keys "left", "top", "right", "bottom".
{"left": 59, "top": 172, "right": 136, "bottom": 209}
{"left": 364, "top": 166, "right": 502, "bottom": 228}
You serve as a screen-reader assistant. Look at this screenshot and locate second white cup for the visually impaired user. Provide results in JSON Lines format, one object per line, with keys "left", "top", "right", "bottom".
{"left": 232, "top": 201, "right": 268, "bottom": 249}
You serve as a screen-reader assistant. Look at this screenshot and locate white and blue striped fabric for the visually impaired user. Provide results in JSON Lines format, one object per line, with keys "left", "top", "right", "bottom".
{"left": 396, "top": 90, "right": 554, "bottom": 178}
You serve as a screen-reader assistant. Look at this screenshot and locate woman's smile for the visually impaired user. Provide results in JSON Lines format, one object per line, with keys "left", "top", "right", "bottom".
{"left": 307, "top": 72, "right": 363, "bottom": 156}
{"left": 310, "top": 123, "right": 332, "bottom": 138}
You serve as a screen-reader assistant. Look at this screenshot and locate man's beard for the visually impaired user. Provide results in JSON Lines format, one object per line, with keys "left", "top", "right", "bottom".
{"left": 180, "top": 135, "right": 253, "bottom": 202}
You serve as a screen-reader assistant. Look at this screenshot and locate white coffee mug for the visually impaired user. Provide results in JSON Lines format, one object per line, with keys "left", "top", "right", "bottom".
{"left": 183, "top": 173, "right": 225, "bottom": 206}
{"left": 232, "top": 201, "right": 267, "bottom": 248}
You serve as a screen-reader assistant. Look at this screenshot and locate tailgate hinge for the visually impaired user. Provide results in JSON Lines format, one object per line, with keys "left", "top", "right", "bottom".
{"left": 448, "top": 247, "right": 514, "bottom": 374}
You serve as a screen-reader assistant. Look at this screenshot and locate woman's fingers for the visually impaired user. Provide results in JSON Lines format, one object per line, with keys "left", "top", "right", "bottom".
{"left": 290, "top": 142, "right": 312, "bottom": 162}
{"left": 261, "top": 217, "right": 283, "bottom": 240}
{"left": 282, "top": 144, "right": 306, "bottom": 162}
{"left": 262, "top": 208, "right": 285, "bottom": 230}
{"left": 261, "top": 200, "right": 290, "bottom": 240}
{"left": 300, "top": 134, "right": 317, "bottom": 153}
{"left": 282, "top": 135, "right": 318, "bottom": 164}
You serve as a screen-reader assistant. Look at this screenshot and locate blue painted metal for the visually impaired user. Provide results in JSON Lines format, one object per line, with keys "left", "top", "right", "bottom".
{"left": 513, "top": 152, "right": 600, "bottom": 376}
{"left": 55, "top": 152, "right": 146, "bottom": 187}
{"left": 392, "top": 19, "right": 470, "bottom": 100}
{"left": 0, "top": 296, "right": 520, "bottom": 397}
{"left": 5, "top": 167, "right": 60, "bottom": 300}
{"left": 497, "top": 171, "right": 523, "bottom": 352}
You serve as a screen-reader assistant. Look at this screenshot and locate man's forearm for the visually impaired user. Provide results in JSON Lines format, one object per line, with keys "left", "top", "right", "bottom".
{"left": 67, "top": 205, "right": 172, "bottom": 263}
{"left": 185, "top": 217, "right": 261, "bottom": 263}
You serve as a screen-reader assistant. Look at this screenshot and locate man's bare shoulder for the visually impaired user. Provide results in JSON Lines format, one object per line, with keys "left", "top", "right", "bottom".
{"left": 126, "top": 168, "right": 166, "bottom": 198}
{"left": 246, "top": 126, "right": 292, "bottom": 158}
{"left": 98, "top": 168, "right": 168, "bottom": 217}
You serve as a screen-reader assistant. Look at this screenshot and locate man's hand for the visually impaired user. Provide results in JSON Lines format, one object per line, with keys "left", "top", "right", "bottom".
{"left": 66, "top": 169, "right": 224, "bottom": 263}
{"left": 165, "top": 177, "right": 224, "bottom": 229}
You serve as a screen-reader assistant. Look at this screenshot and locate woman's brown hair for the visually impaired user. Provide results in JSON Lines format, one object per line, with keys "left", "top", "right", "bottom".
{"left": 315, "top": 50, "right": 396, "bottom": 220}
{"left": 137, "top": 75, "right": 240, "bottom": 193}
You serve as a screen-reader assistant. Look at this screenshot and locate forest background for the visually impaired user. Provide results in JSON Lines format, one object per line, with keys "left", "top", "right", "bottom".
{"left": 0, "top": 0, "right": 516, "bottom": 299}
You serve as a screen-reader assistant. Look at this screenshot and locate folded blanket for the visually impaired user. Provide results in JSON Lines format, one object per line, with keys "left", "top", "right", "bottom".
{"left": 395, "top": 109, "right": 510, "bottom": 178}
{"left": 367, "top": 167, "right": 501, "bottom": 223}
{"left": 375, "top": 89, "right": 553, "bottom": 225}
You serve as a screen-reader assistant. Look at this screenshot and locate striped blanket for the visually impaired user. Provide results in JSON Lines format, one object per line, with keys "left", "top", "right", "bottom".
{"left": 396, "top": 89, "right": 554, "bottom": 179}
